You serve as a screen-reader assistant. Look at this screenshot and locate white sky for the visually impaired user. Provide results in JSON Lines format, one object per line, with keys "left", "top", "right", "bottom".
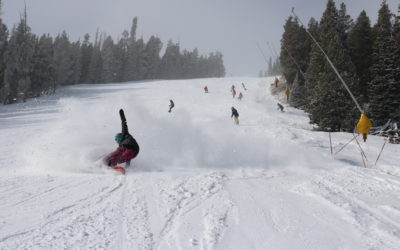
{"left": 1, "top": 0, "right": 399, "bottom": 76}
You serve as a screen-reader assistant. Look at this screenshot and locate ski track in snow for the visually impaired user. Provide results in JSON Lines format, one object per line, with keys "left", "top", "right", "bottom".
{"left": 0, "top": 77, "right": 399, "bottom": 249}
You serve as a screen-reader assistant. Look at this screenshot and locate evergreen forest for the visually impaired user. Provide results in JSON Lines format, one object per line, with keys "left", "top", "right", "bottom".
{"left": 279, "top": 0, "right": 400, "bottom": 130}
{"left": 0, "top": 2, "right": 225, "bottom": 104}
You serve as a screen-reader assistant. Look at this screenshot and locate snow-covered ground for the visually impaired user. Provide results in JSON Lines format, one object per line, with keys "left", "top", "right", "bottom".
{"left": 0, "top": 77, "right": 399, "bottom": 250}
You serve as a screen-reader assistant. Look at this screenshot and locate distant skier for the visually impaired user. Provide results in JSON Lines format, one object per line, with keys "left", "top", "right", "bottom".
{"left": 105, "top": 109, "right": 139, "bottom": 167}
{"left": 277, "top": 103, "right": 284, "bottom": 112}
{"left": 238, "top": 92, "right": 243, "bottom": 100}
{"left": 231, "top": 84, "right": 235, "bottom": 92}
{"left": 274, "top": 77, "right": 279, "bottom": 88}
{"left": 204, "top": 86, "right": 209, "bottom": 93}
{"left": 231, "top": 107, "right": 239, "bottom": 125}
{"left": 242, "top": 82, "right": 247, "bottom": 90}
{"left": 168, "top": 99, "right": 175, "bottom": 113}
{"left": 232, "top": 89, "right": 237, "bottom": 98}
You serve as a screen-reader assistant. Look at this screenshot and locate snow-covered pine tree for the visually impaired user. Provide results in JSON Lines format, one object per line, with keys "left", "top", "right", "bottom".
{"left": 347, "top": 10, "right": 373, "bottom": 104}
{"left": 305, "top": 0, "right": 359, "bottom": 131}
{"left": 368, "top": 1, "right": 400, "bottom": 125}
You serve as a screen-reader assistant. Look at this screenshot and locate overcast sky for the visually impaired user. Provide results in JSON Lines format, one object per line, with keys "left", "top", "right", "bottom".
{"left": 1, "top": 0, "right": 399, "bottom": 76}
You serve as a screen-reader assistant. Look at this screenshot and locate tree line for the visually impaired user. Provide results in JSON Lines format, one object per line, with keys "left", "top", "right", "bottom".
{"left": 280, "top": 0, "right": 400, "bottom": 130}
{"left": 0, "top": 3, "right": 225, "bottom": 105}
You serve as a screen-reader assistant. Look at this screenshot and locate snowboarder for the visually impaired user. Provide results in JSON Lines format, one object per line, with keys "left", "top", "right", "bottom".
{"left": 168, "top": 99, "right": 175, "bottom": 113}
{"left": 232, "top": 89, "right": 236, "bottom": 98}
{"left": 105, "top": 109, "right": 139, "bottom": 167}
{"left": 204, "top": 86, "right": 208, "bottom": 93}
{"left": 242, "top": 82, "right": 247, "bottom": 90}
{"left": 231, "top": 107, "right": 239, "bottom": 125}
{"left": 238, "top": 92, "right": 243, "bottom": 100}
{"left": 277, "top": 103, "right": 284, "bottom": 112}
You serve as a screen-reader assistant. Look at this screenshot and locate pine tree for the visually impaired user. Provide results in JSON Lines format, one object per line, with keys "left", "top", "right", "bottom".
{"left": 0, "top": 0, "right": 8, "bottom": 103}
{"left": 393, "top": 4, "right": 400, "bottom": 47}
{"left": 124, "top": 17, "right": 138, "bottom": 81}
{"left": 368, "top": 1, "right": 400, "bottom": 125}
{"left": 347, "top": 10, "right": 373, "bottom": 103}
{"left": 289, "top": 72, "right": 306, "bottom": 108}
{"left": 101, "top": 36, "right": 119, "bottom": 83}
{"left": 115, "top": 30, "right": 129, "bottom": 82}
{"left": 135, "top": 38, "right": 145, "bottom": 80}
{"left": 69, "top": 40, "right": 81, "bottom": 85}
{"left": 53, "top": 31, "right": 73, "bottom": 86}
{"left": 160, "top": 41, "right": 181, "bottom": 79}
{"left": 79, "top": 34, "right": 92, "bottom": 83}
{"left": 140, "top": 36, "right": 162, "bottom": 79}
{"left": 337, "top": 2, "right": 353, "bottom": 44}
{"left": 280, "top": 16, "right": 311, "bottom": 88}
{"left": 87, "top": 30, "right": 103, "bottom": 83}
{"left": 4, "top": 7, "right": 35, "bottom": 103}
{"left": 31, "top": 34, "right": 54, "bottom": 96}
{"left": 305, "top": 0, "right": 359, "bottom": 131}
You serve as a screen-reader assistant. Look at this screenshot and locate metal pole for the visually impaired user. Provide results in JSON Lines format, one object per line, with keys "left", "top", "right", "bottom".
{"left": 375, "top": 139, "right": 388, "bottom": 166}
{"left": 256, "top": 42, "right": 269, "bottom": 64}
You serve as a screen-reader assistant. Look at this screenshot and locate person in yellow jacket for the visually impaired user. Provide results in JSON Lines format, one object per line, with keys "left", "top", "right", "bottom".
{"left": 285, "top": 87, "right": 290, "bottom": 102}
{"left": 357, "top": 112, "right": 372, "bottom": 142}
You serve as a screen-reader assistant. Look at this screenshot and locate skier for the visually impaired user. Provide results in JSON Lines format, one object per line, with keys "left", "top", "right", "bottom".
{"left": 238, "top": 92, "right": 243, "bottom": 100}
{"left": 274, "top": 77, "right": 279, "bottom": 88}
{"left": 204, "top": 86, "right": 209, "bottom": 93}
{"left": 231, "top": 107, "right": 239, "bottom": 125}
{"left": 277, "top": 103, "right": 284, "bottom": 112}
{"left": 242, "top": 82, "right": 247, "bottom": 90}
{"left": 231, "top": 84, "right": 235, "bottom": 92}
{"left": 168, "top": 99, "right": 175, "bottom": 113}
{"left": 232, "top": 89, "right": 237, "bottom": 98}
{"left": 105, "top": 109, "right": 139, "bottom": 167}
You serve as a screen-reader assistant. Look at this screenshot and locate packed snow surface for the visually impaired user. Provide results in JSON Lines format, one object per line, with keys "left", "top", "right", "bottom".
{"left": 0, "top": 77, "right": 399, "bottom": 250}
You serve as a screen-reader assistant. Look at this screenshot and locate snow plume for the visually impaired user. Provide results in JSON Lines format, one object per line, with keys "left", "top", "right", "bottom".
{"left": 19, "top": 86, "right": 323, "bottom": 174}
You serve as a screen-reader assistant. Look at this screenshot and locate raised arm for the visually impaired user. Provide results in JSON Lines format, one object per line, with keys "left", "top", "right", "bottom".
{"left": 120, "top": 109, "right": 128, "bottom": 135}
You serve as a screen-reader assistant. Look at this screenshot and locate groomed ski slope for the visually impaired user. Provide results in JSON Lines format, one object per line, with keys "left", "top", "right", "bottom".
{"left": 0, "top": 77, "right": 399, "bottom": 250}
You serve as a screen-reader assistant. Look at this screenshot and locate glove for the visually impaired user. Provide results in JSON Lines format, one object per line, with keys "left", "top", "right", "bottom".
{"left": 119, "top": 109, "right": 126, "bottom": 122}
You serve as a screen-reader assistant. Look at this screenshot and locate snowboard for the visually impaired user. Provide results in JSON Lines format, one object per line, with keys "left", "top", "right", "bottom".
{"left": 97, "top": 155, "right": 126, "bottom": 175}
{"left": 110, "top": 166, "right": 126, "bottom": 175}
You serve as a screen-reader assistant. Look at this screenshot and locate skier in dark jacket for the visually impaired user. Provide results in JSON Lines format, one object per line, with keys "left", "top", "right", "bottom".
{"left": 231, "top": 107, "right": 239, "bottom": 125}
{"left": 105, "top": 109, "right": 139, "bottom": 167}
{"left": 168, "top": 100, "right": 175, "bottom": 113}
{"left": 277, "top": 103, "right": 284, "bottom": 112}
